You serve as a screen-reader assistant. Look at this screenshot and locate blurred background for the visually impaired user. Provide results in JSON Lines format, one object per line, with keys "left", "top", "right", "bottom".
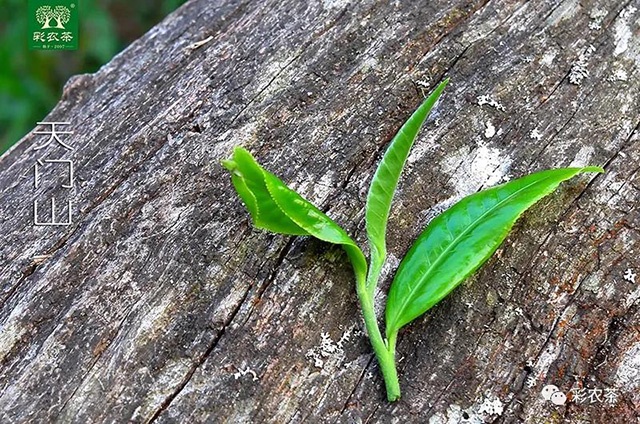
{"left": 0, "top": 0, "right": 187, "bottom": 154}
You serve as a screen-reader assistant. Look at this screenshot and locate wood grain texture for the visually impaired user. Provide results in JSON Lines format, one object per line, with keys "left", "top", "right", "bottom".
{"left": 1, "top": 0, "right": 639, "bottom": 422}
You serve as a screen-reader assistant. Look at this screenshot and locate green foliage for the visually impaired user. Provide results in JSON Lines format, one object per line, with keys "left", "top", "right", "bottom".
{"left": 385, "top": 166, "right": 603, "bottom": 336}
{"left": 365, "top": 79, "right": 448, "bottom": 292}
{"left": 223, "top": 81, "right": 603, "bottom": 401}
{"left": 223, "top": 147, "right": 367, "bottom": 286}
{"left": 0, "top": 0, "right": 187, "bottom": 154}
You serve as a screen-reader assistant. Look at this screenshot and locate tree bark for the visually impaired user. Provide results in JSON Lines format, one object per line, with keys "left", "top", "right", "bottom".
{"left": 1, "top": 0, "right": 639, "bottom": 422}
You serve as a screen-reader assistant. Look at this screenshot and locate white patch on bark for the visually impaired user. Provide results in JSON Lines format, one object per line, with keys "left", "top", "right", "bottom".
{"left": 607, "top": 68, "right": 629, "bottom": 82}
{"left": 535, "top": 341, "right": 562, "bottom": 380}
{"left": 314, "top": 171, "right": 334, "bottom": 202}
{"left": 305, "top": 327, "right": 359, "bottom": 374}
{"left": 546, "top": 0, "right": 580, "bottom": 26}
{"left": 460, "top": 143, "right": 511, "bottom": 189}
{"left": 569, "top": 45, "right": 595, "bottom": 85}
{"left": 476, "top": 395, "right": 504, "bottom": 417}
{"left": 477, "top": 95, "right": 506, "bottom": 112}
{"left": 613, "top": 6, "right": 637, "bottom": 56}
{"left": 438, "top": 142, "right": 511, "bottom": 203}
{"left": 427, "top": 142, "right": 511, "bottom": 233}
{"left": 378, "top": 253, "right": 399, "bottom": 288}
{"left": 297, "top": 170, "right": 335, "bottom": 203}
{"left": 625, "top": 285, "right": 640, "bottom": 308}
{"left": 429, "top": 394, "right": 505, "bottom": 424}
{"left": 541, "top": 50, "right": 557, "bottom": 66}
{"left": 322, "top": 0, "right": 349, "bottom": 10}
{"left": 233, "top": 366, "right": 259, "bottom": 381}
{"left": 360, "top": 55, "right": 379, "bottom": 72}
{"left": 252, "top": 54, "right": 300, "bottom": 102}
{"left": 616, "top": 342, "right": 640, "bottom": 391}
{"left": 589, "top": 9, "right": 607, "bottom": 30}
{"left": 484, "top": 121, "right": 496, "bottom": 139}
{"left": 0, "top": 304, "right": 28, "bottom": 363}
{"left": 135, "top": 295, "right": 174, "bottom": 342}
{"left": 407, "top": 130, "right": 442, "bottom": 164}
{"left": 569, "top": 145, "right": 594, "bottom": 167}
{"left": 530, "top": 128, "right": 543, "bottom": 140}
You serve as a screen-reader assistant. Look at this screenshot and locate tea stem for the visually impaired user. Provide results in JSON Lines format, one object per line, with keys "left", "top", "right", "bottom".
{"left": 356, "top": 278, "right": 400, "bottom": 401}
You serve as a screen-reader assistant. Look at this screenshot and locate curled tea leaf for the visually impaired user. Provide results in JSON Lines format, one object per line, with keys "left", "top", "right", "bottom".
{"left": 223, "top": 147, "right": 367, "bottom": 285}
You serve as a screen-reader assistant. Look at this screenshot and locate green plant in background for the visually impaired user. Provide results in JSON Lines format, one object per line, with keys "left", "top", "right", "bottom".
{"left": 0, "top": 0, "right": 186, "bottom": 154}
{"left": 222, "top": 80, "right": 603, "bottom": 401}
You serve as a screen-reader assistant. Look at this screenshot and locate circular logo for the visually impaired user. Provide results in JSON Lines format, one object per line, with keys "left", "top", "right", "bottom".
{"left": 541, "top": 384, "right": 566, "bottom": 405}
{"left": 541, "top": 384, "right": 559, "bottom": 400}
{"left": 550, "top": 391, "right": 567, "bottom": 405}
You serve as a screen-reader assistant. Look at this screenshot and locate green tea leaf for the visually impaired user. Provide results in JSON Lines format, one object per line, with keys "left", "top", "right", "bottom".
{"left": 365, "top": 79, "right": 448, "bottom": 291}
{"left": 264, "top": 171, "right": 367, "bottom": 284}
{"left": 223, "top": 147, "right": 367, "bottom": 284}
{"left": 385, "top": 166, "right": 604, "bottom": 335}
{"left": 222, "top": 147, "right": 307, "bottom": 235}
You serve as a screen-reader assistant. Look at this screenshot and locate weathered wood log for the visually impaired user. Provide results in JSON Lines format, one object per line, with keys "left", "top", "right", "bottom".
{"left": 1, "top": 0, "right": 639, "bottom": 422}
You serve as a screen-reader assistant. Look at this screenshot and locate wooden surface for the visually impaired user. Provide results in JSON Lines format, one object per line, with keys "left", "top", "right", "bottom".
{"left": 1, "top": 0, "right": 639, "bottom": 422}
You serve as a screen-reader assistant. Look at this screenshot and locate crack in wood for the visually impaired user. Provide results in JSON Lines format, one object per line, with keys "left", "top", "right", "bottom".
{"left": 146, "top": 282, "right": 253, "bottom": 423}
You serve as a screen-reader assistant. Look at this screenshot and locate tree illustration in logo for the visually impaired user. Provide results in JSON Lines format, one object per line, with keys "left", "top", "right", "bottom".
{"left": 52, "top": 6, "right": 70, "bottom": 29}
{"left": 35, "top": 5, "right": 71, "bottom": 29}
{"left": 35, "top": 6, "right": 54, "bottom": 29}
